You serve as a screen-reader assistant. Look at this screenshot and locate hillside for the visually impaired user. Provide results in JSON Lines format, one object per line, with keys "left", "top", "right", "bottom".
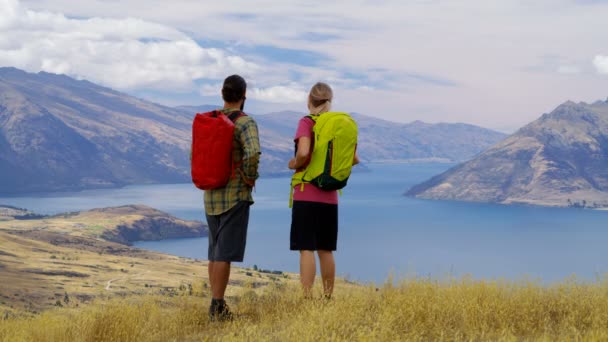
{"left": 0, "top": 67, "right": 504, "bottom": 193}
{"left": 1, "top": 276, "right": 608, "bottom": 341}
{"left": 0, "top": 205, "right": 289, "bottom": 314}
{"left": 0, "top": 204, "right": 208, "bottom": 245}
{"left": 0, "top": 67, "right": 192, "bottom": 194}
{"left": 0, "top": 205, "right": 31, "bottom": 218}
{"left": 254, "top": 111, "right": 506, "bottom": 166}
{"left": 407, "top": 99, "right": 608, "bottom": 208}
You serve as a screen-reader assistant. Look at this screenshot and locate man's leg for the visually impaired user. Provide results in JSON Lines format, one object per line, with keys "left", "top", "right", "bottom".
{"left": 208, "top": 261, "right": 214, "bottom": 286}
{"left": 211, "top": 202, "right": 248, "bottom": 300}
{"left": 206, "top": 213, "right": 218, "bottom": 299}
{"left": 208, "top": 260, "right": 232, "bottom": 321}
{"left": 209, "top": 202, "right": 249, "bottom": 321}
{"left": 211, "top": 261, "right": 231, "bottom": 299}
{"left": 318, "top": 250, "right": 335, "bottom": 298}
{"left": 300, "top": 250, "right": 316, "bottom": 297}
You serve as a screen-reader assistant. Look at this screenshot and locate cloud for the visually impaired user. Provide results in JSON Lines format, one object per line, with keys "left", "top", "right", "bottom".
{"left": 0, "top": 0, "right": 257, "bottom": 90}
{"left": 557, "top": 65, "right": 582, "bottom": 74}
{"left": 200, "top": 83, "right": 307, "bottom": 104}
{"left": 594, "top": 55, "right": 608, "bottom": 74}
{"left": 10, "top": 0, "right": 608, "bottom": 128}
{"left": 248, "top": 85, "right": 308, "bottom": 104}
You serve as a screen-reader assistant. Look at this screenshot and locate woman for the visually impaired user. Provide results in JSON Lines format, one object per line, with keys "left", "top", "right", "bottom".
{"left": 288, "top": 82, "right": 359, "bottom": 298}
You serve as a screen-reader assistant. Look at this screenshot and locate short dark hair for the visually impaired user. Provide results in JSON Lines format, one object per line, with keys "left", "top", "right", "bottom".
{"left": 222, "top": 75, "right": 247, "bottom": 103}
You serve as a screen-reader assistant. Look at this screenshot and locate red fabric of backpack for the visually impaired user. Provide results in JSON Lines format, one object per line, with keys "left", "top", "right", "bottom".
{"left": 191, "top": 110, "right": 245, "bottom": 190}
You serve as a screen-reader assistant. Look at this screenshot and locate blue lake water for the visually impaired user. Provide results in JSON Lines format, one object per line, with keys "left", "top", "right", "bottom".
{"left": 2, "top": 163, "right": 607, "bottom": 284}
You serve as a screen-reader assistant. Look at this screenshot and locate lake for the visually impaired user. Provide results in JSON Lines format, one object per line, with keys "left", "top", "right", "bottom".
{"left": 2, "top": 163, "right": 607, "bottom": 284}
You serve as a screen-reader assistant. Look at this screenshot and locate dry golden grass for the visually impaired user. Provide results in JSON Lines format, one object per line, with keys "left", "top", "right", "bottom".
{"left": 0, "top": 230, "right": 288, "bottom": 314}
{"left": 2, "top": 277, "right": 608, "bottom": 341}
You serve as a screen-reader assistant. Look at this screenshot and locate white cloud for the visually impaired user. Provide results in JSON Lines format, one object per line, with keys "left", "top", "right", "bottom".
{"left": 594, "top": 55, "right": 608, "bottom": 74}
{"left": 0, "top": 0, "right": 20, "bottom": 29}
{"left": 199, "top": 83, "right": 307, "bottom": 104}
{"left": 0, "top": 0, "right": 258, "bottom": 90}
{"left": 199, "top": 83, "right": 221, "bottom": 97}
{"left": 248, "top": 86, "right": 307, "bottom": 104}
{"left": 11, "top": 0, "right": 608, "bottom": 127}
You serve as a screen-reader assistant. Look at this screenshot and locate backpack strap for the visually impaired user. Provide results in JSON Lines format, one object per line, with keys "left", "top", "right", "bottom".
{"left": 222, "top": 110, "right": 247, "bottom": 182}
{"left": 227, "top": 111, "right": 246, "bottom": 122}
{"left": 289, "top": 115, "right": 317, "bottom": 208}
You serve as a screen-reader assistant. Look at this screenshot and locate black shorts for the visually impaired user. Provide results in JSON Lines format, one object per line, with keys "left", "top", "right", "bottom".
{"left": 290, "top": 201, "right": 338, "bottom": 251}
{"left": 206, "top": 201, "right": 250, "bottom": 262}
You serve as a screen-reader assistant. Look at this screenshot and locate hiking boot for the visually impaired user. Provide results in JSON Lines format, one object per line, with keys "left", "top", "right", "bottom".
{"left": 209, "top": 299, "right": 234, "bottom": 322}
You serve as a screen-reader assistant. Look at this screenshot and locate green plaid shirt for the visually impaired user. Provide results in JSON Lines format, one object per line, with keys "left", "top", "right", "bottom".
{"left": 204, "top": 109, "right": 261, "bottom": 215}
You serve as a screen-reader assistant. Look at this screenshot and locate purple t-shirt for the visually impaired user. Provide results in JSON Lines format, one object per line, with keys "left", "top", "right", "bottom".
{"left": 292, "top": 116, "right": 339, "bottom": 205}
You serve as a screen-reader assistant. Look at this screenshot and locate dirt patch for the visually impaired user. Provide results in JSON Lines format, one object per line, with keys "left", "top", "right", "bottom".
{"left": 24, "top": 269, "right": 90, "bottom": 278}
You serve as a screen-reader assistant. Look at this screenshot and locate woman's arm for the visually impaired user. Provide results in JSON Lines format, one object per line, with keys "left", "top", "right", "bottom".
{"left": 288, "top": 137, "right": 311, "bottom": 170}
{"left": 353, "top": 152, "right": 360, "bottom": 166}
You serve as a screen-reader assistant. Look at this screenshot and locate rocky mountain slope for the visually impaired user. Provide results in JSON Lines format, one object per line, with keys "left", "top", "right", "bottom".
{"left": 0, "top": 67, "right": 504, "bottom": 194}
{"left": 407, "top": 100, "right": 608, "bottom": 208}
{"left": 0, "top": 67, "right": 192, "bottom": 194}
{"left": 252, "top": 111, "right": 506, "bottom": 172}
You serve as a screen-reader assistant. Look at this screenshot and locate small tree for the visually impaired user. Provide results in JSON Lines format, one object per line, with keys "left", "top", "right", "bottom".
{"left": 253, "top": 265, "right": 258, "bottom": 271}
{"left": 63, "top": 292, "right": 70, "bottom": 305}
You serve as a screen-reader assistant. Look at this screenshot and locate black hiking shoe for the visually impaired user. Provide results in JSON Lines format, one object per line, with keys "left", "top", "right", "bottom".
{"left": 209, "top": 299, "right": 234, "bottom": 322}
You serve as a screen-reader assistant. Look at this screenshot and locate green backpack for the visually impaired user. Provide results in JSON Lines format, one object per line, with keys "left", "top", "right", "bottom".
{"left": 290, "top": 112, "right": 358, "bottom": 206}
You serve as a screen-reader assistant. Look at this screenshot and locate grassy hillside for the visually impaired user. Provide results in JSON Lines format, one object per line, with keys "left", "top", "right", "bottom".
{"left": 0, "top": 206, "right": 291, "bottom": 315}
{"left": 2, "top": 205, "right": 608, "bottom": 340}
{"left": 1, "top": 277, "right": 607, "bottom": 341}
{"left": 0, "top": 205, "right": 207, "bottom": 245}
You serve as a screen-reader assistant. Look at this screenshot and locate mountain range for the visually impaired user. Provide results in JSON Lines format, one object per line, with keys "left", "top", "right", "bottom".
{"left": 407, "top": 99, "right": 608, "bottom": 208}
{"left": 0, "top": 67, "right": 505, "bottom": 194}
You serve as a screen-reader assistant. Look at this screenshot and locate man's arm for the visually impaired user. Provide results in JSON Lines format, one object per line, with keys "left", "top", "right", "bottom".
{"left": 238, "top": 117, "right": 261, "bottom": 186}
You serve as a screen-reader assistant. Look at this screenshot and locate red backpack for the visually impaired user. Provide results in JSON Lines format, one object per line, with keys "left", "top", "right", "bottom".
{"left": 191, "top": 110, "right": 245, "bottom": 190}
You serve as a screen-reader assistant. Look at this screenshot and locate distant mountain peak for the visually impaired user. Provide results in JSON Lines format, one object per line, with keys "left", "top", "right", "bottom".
{"left": 407, "top": 98, "right": 608, "bottom": 208}
{"left": 1, "top": 67, "right": 507, "bottom": 194}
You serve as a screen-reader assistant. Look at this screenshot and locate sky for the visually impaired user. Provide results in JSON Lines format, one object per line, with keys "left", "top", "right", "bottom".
{"left": 1, "top": 0, "right": 608, "bottom": 131}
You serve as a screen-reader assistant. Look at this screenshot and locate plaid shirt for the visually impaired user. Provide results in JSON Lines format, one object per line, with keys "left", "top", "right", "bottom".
{"left": 204, "top": 109, "right": 261, "bottom": 215}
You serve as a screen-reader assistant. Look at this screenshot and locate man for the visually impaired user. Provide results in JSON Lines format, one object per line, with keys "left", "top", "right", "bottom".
{"left": 204, "top": 74, "right": 260, "bottom": 321}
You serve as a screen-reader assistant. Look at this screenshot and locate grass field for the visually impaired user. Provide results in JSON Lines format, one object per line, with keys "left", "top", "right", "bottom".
{"left": 1, "top": 276, "right": 608, "bottom": 341}
{"left": 2, "top": 206, "right": 608, "bottom": 340}
{"left": 0, "top": 206, "right": 291, "bottom": 315}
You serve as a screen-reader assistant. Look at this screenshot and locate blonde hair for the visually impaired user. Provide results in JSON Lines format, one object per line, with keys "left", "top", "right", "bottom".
{"left": 308, "top": 82, "right": 333, "bottom": 115}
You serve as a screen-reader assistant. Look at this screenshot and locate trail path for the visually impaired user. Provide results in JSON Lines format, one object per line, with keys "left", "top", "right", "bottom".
{"left": 105, "top": 270, "right": 150, "bottom": 291}
{"left": 105, "top": 277, "right": 122, "bottom": 291}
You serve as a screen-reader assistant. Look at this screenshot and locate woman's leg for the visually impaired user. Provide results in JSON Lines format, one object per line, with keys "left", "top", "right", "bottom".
{"left": 317, "top": 250, "right": 335, "bottom": 298}
{"left": 300, "top": 250, "right": 316, "bottom": 297}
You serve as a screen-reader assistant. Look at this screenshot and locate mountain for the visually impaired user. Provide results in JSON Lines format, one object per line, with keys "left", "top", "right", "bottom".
{"left": 175, "top": 104, "right": 219, "bottom": 114}
{"left": 407, "top": 100, "right": 608, "bottom": 208}
{"left": 0, "top": 67, "right": 505, "bottom": 194}
{"left": 255, "top": 111, "right": 507, "bottom": 165}
{"left": 0, "top": 67, "right": 193, "bottom": 194}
